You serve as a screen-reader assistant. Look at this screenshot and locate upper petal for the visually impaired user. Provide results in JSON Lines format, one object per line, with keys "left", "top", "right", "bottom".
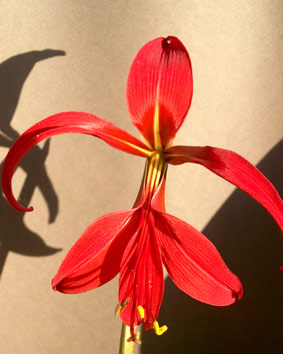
{"left": 154, "top": 210, "right": 243, "bottom": 306}
{"left": 127, "top": 36, "right": 193, "bottom": 149}
{"left": 2, "top": 111, "right": 152, "bottom": 213}
{"left": 52, "top": 208, "right": 141, "bottom": 294}
{"left": 165, "top": 145, "right": 283, "bottom": 234}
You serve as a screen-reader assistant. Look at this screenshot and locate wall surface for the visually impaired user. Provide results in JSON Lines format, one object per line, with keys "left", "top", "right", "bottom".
{"left": 0, "top": 1, "right": 282, "bottom": 353}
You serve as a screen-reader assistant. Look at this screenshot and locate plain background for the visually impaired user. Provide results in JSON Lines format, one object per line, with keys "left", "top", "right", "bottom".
{"left": 0, "top": 1, "right": 282, "bottom": 353}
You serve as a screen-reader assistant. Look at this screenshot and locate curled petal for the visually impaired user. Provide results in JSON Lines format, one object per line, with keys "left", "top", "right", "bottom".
{"left": 165, "top": 145, "right": 283, "bottom": 233}
{"left": 127, "top": 36, "right": 193, "bottom": 149}
{"left": 52, "top": 208, "right": 141, "bottom": 294}
{"left": 154, "top": 211, "right": 243, "bottom": 306}
{"left": 2, "top": 111, "right": 152, "bottom": 212}
{"left": 119, "top": 211, "right": 164, "bottom": 331}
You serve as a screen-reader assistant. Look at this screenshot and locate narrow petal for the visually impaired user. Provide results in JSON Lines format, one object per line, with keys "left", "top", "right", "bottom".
{"left": 127, "top": 36, "right": 193, "bottom": 149}
{"left": 52, "top": 208, "right": 141, "bottom": 294}
{"left": 154, "top": 211, "right": 243, "bottom": 306}
{"left": 165, "top": 145, "right": 283, "bottom": 233}
{"left": 2, "top": 111, "right": 152, "bottom": 213}
{"left": 118, "top": 211, "right": 164, "bottom": 331}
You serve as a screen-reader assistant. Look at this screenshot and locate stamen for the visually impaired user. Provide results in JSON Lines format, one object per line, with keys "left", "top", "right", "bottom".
{"left": 115, "top": 298, "right": 129, "bottom": 317}
{"left": 153, "top": 321, "right": 168, "bottom": 336}
{"left": 153, "top": 155, "right": 165, "bottom": 191}
{"left": 143, "top": 152, "right": 167, "bottom": 211}
{"left": 115, "top": 304, "right": 122, "bottom": 317}
{"left": 145, "top": 156, "right": 154, "bottom": 194}
{"left": 149, "top": 154, "right": 160, "bottom": 192}
{"left": 137, "top": 305, "right": 145, "bottom": 320}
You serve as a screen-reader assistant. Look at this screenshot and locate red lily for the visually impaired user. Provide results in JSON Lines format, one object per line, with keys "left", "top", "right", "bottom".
{"left": 2, "top": 36, "right": 283, "bottom": 341}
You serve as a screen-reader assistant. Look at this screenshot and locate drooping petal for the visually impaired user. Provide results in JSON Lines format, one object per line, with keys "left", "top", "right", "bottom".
{"left": 127, "top": 36, "right": 193, "bottom": 149}
{"left": 154, "top": 210, "right": 243, "bottom": 306}
{"left": 165, "top": 145, "right": 283, "bottom": 233}
{"left": 52, "top": 208, "right": 141, "bottom": 294}
{"left": 2, "top": 111, "right": 152, "bottom": 213}
{"left": 119, "top": 211, "right": 164, "bottom": 331}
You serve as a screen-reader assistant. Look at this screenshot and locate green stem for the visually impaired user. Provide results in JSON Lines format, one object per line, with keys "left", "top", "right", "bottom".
{"left": 119, "top": 324, "right": 135, "bottom": 354}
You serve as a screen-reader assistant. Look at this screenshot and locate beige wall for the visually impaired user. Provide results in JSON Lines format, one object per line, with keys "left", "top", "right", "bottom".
{"left": 0, "top": 1, "right": 282, "bottom": 353}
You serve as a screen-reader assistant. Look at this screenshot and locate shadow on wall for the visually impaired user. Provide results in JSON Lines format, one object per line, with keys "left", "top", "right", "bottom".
{"left": 0, "top": 50, "right": 65, "bottom": 278}
{"left": 142, "top": 139, "right": 283, "bottom": 354}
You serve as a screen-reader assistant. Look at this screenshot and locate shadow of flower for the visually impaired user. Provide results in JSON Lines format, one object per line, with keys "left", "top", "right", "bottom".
{"left": 0, "top": 50, "right": 65, "bottom": 279}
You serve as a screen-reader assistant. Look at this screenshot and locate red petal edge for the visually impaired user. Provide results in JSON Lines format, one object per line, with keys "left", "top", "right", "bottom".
{"left": 2, "top": 111, "right": 152, "bottom": 212}
{"left": 165, "top": 145, "right": 283, "bottom": 234}
{"left": 52, "top": 208, "right": 141, "bottom": 294}
{"left": 127, "top": 36, "right": 193, "bottom": 149}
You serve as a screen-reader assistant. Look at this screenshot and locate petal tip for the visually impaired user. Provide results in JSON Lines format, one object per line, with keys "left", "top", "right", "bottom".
{"left": 52, "top": 278, "right": 66, "bottom": 293}
{"left": 232, "top": 286, "right": 243, "bottom": 302}
{"left": 19, "top": 205, "right": 34, "bottom": 213}
{"left": 15, "top": 203, "right": 34, "bottom": 213}
{"left": 51, "top": 278, "right": 58, "bottom": 291}
{"left": 161, "top": 36, "right": 172, "bottom": 49}
{"left": 161, "top": 36, "right": 186, "bottom": 51}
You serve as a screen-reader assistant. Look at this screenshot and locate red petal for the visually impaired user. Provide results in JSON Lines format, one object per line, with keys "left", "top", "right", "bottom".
{"left": 118, "top": 211, "right": 164, "bottom": 330}
{"left": 2, "top": 111, "right": 152, "bottom": 212}
{"left": 154, "top": 211, "right": 243, "bottom": 306}
{"left": 52, "top": 208, "right": 141, "bottom": 294}
{"left": 165, "top": 145, "right": 283, "bottom": 233}
{"left": 127, "top": 36, "right": 193, "bottom": 149}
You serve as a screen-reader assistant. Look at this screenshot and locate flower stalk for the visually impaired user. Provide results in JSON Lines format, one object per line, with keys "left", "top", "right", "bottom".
{"left": 119, "top": 324, "right": 135, "bottom": 354}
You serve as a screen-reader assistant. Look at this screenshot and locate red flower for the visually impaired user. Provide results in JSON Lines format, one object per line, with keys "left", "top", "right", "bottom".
{"left": 2, "top": 36, "right": 283, "bottom": 341}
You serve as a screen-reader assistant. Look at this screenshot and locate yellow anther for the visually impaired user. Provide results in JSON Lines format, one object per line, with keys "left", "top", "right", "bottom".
{"left": 115, "top": 304, "right": 122, "bottom": 317}
{"left": 115, "top": 299, "right": 129, "bottom": 317}
{"left": 137, "top": 305, "right": 145, "bottom": 320}
{"left": 153, "top": 321, "right": 168, "bottom": 336}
